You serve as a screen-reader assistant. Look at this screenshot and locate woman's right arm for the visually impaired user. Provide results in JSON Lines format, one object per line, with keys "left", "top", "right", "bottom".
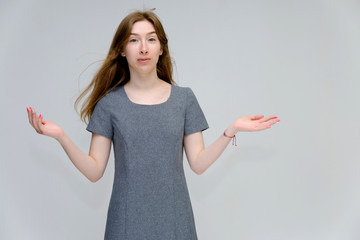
{"left": 27, "top": 107, "right": 111, "bottom": 182}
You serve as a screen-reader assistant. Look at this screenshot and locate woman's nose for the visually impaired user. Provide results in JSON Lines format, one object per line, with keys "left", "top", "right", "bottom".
{"left": 140, "top": 42, "right": 148, "bottom": 54}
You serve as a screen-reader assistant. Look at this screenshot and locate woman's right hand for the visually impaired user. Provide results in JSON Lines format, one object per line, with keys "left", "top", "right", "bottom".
{"left": 27, "top": 107, "right": 64, "bottom": 140}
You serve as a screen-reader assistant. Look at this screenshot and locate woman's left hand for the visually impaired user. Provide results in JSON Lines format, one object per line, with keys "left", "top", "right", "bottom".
{"left": 230, "top": 115, "right": 280, "bottom": 133}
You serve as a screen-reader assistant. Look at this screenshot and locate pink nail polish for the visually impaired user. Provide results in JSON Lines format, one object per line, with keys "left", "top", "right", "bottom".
{"left": 39, "top": 114, "right": 42, "bottom": 118}
{"left": 26, "top": 107, "right": 29, "bottom": 112}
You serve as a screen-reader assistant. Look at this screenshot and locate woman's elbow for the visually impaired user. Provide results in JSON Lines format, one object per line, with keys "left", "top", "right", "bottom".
{"left": 192, "top": 168, "right": 206, "bottom": 175}
{"left": 87, "top": 173, "right": 103, "bottom": 183}
{"left": 89, "top": 178, "right": 99, "bottom": 183}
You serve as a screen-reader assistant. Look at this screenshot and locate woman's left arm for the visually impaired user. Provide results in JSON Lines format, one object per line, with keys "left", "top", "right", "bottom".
{"left": 183, "top": 115, "right": 280, "bottom": 175}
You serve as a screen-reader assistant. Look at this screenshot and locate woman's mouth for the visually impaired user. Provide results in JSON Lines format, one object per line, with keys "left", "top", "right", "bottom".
{"left": 138, "top": 58, "right": 151, "bottom": 63}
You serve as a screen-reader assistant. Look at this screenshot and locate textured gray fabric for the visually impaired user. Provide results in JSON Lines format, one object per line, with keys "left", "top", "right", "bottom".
{"left": 87, "top": 85, "right": 209, "bottom": 240}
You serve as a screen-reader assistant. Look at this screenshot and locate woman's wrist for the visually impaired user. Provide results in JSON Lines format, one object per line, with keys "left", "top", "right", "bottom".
{"left": 224, "top": 125, "right": 238, "bottom": 137}
{"left": 223, "top": 125, "right": 238, "bottom": 146}
{"left": 55, "top": 131, "right": 67, "bottom": 143}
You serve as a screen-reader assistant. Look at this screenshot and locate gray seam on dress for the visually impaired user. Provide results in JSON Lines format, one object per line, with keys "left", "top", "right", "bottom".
{"left": 112, "top": 101, "right": 129, "bottom": 240}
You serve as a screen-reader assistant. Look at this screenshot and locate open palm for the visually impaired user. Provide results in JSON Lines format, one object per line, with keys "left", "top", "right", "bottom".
{"left": 234, "top": 115, "right": 279, "bottom": 132}
{"left": 27, "top": 108, "right": 64, "bottom": 139}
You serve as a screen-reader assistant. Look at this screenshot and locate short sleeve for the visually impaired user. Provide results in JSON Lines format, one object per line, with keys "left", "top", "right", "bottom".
{"left": 86, "top": 97, "right": 113, "bottom": 139}
{"left": 184, "top": 88, "right": 209, "bottom": 135}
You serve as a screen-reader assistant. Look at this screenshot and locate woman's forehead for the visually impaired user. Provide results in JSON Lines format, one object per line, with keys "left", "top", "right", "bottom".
{"left": 131, "top": 20, "right": 156, "bottom": 35}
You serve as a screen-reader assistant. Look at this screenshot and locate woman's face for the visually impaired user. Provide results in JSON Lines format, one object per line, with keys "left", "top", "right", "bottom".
{"left": 122, "top": 20, "right": 162, "bottom": 76}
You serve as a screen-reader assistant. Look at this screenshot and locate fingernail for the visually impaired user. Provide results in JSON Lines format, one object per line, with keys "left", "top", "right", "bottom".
{"left": 26, "top": 107, "right": 29, "bottom": 112}
{"left": 39, "top": 114, "right": 42, "bottom": 118}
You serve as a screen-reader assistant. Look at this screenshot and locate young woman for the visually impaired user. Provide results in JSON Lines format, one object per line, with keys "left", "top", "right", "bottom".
{"left": 27, "top": 10, "right": 279, "bottom": 240}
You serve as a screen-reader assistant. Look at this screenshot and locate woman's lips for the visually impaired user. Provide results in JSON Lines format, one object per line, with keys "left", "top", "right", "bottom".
{"left": 138, "top": 58, "right": 151, "bottom": 63}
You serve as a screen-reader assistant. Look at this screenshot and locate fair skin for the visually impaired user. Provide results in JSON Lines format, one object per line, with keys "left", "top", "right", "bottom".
{"left": 27, "top": 20, "right": 280, "bottom": 181}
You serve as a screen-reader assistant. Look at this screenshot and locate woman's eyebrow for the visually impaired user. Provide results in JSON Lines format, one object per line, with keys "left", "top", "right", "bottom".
{"left": 130, "top": 31, "right": 157, "bottom": 36}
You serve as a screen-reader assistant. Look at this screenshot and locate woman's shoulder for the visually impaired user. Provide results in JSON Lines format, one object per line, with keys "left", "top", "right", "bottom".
{"left": 172, "top": 85, "right": 199, "bottom": 99}
{"left": 103, "top": 86, "right": 125, "bottom": 99}
{"left": 170, "top": 85, "right": 200, "bottom": 107}
{"left": 96, "top": 86, "right": 125, "bottom": 106}
{"left": 171, "top": 84, "right": 193, "bottom": 96}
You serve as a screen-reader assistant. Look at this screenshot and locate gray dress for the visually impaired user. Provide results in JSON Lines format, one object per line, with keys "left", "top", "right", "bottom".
{"left": 87, "top": 85, "right": 208, "bottom": 240}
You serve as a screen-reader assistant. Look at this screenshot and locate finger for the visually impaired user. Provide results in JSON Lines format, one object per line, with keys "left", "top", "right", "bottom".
{"left": 27, "top": 107, "right": 33, "bottom": 125}
{"left": 251, "top": 115, "right": 264, "bottom": 120}
{"left": 267, "top": 118, "right": 280, "bottom": 126}
{"left": 259, "top": 118, "right": 280, "bottom": 130}
{"left": 259, "top": 115, "right": 278, "bottom": 123}
{"left": 40, "top": 114, "right": 46, "bottom": 125}
{"left": 29, "top": 107, "right": 37, "bottom": 127}
{"left": 31, "top": 108, "right": 42, "bottom": 133}
{"left": 253, "top": 118, "right": 280, "bottom": 131}
{"left": 35, "top": 113, "right": 45, "bottom": 134}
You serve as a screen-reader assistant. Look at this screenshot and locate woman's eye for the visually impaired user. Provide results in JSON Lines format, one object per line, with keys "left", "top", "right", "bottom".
{"left": 129, "top": 39, "right": 137, "bottom": 43}
{"left": 148, "top": 38, "right": 156, "bottom": 42}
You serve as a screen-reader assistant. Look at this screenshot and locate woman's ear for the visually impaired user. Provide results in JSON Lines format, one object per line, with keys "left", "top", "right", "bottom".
{"left": 121, "top": 52, "right": 126, "bottom": 57}
{"left": 159, "top": 48, "right": 163, "bottom": 56}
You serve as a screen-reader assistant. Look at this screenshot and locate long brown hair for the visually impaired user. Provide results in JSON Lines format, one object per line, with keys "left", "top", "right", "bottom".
{"left": 75, "top": 10, "right": 174, "bottom": 123}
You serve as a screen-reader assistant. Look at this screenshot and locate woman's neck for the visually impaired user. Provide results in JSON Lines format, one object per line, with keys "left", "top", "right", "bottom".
{"left": 124, "top": 71, "right": 171, "bottom": 105}
{"left": 127, "top": 70, "right": 161, "bottom": 90}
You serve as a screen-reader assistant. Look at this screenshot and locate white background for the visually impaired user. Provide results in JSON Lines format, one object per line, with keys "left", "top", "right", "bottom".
{"left": 1, "top": 0, "right": 360, "bottom": 239}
